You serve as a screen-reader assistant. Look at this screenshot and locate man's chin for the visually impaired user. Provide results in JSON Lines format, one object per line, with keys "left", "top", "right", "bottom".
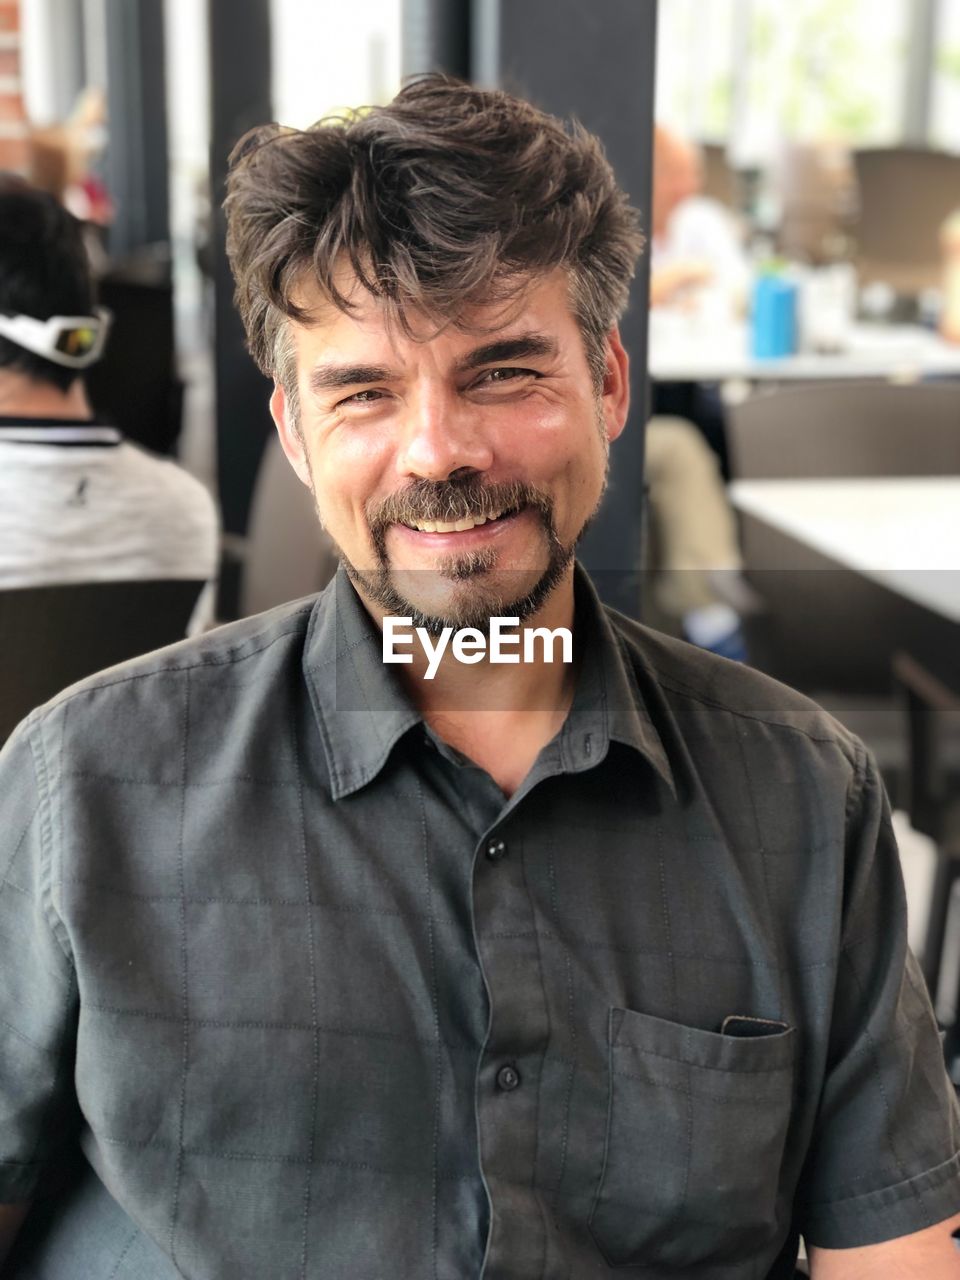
{"left": 344, "top": 559, "right": 571, "bottom": 637}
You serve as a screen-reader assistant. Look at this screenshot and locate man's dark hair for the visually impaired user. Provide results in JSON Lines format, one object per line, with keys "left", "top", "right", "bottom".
{"left": 0, "top": 174, "right": 95, "bottom": 393}
{"left": 224, "top": 74, "right": 644, "bottom": 407}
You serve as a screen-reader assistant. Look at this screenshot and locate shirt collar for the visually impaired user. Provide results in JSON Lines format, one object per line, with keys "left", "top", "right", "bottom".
{"left": 554, "top": 565, "right": 675, "bottom": 795}
{"left": 303, "top": 570, "right": 422, "bottom": 800}
{"left": 304, "top": 564, "right": 675, "bottom": 800}
{"left": 0, "top": 417, "right": 121, "bottom": 446}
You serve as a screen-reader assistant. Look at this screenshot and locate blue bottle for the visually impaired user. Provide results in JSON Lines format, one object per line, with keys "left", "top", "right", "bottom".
{"left": 751, "top": 272, "right": 798, "bottom": 359}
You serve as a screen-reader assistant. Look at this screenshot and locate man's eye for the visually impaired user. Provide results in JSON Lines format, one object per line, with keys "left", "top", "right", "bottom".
{"left": 476, "top": 367, "right": 538, "bottom": 386}
{"left": 340, "top": 388, "right": 386, "bottom": 406}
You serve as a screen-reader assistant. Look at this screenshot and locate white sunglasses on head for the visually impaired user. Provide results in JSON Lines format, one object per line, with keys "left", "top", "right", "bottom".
{"left": 0, "top": 306, "right": 112, "bottom": 368}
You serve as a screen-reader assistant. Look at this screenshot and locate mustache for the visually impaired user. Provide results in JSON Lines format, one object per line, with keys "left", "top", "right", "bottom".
{"left": 367, "top": 476, "right": 552, "bottom": 533}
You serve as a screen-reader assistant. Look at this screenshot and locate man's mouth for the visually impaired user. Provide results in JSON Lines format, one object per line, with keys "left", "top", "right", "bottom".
{"left": 401, "top": 507, "right": 519, "bottom": 534}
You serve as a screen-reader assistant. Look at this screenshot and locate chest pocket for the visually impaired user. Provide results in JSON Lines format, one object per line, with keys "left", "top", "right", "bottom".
{"left": 589, "top": 1006, "right": 795, "bottom": 1270}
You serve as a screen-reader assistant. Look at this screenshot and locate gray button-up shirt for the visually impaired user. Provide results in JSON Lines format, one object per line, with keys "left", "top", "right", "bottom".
{"left": 2, "top": 567, "right": 959, "bottom": 1279}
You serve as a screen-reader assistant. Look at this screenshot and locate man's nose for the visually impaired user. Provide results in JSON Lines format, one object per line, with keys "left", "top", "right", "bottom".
{"left": 395, "top": 386, "right": 493, "bottom": 481}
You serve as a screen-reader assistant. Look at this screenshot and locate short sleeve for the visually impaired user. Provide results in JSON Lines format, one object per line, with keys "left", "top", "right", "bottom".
{"left": 0, "top": 715, "right": 78, "bottom": 1203}
{"left": 796, "top": 745, "right": 960, "bottom": 1247}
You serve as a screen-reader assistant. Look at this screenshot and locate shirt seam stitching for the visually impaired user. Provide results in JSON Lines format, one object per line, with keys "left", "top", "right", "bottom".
{"left": 798, "top": 1148, "right": 960, "bottom": 1213}
{"left": 649, "top": 669, "right": 861, "bottom": 762}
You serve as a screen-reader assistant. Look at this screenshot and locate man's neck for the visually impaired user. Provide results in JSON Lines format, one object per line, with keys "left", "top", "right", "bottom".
{"left": 363, "top": 573, "right": 579, "bottom": 796}
{"left": 0, "top": 375, "right": 93, "bottom": 421}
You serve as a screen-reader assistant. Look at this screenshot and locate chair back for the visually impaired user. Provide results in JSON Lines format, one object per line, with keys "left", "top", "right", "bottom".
{"left": 86, "top": 251, "right": 182, "bottom": 456}
{"left": 774, "top": 141, "right": 858, "bottom": 265}
{"left": 0, "top": 579, "right": 205, "bottom": 745}
{"left": 242, "top": 434, "right": 338, "bottom": 617}
{"left": 700, "top": 143, "right": 741, "bottom": 213}
{"left": 893, "top": 652, "right": 960, "bottom": 1006}
{"left": 853, "top": 147, "right": 960, "bottom": 294}
{"left": 728, "top": 381, "right": 960, "bottom": 481}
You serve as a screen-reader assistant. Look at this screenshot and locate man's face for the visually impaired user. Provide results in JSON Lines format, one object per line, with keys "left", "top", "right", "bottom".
{"left": 270, "top": 268, "right": 629, "bottom": 633}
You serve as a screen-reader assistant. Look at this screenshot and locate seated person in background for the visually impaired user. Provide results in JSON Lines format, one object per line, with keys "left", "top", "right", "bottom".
{"left": 650, "top": 123, "right": 748, "bottom": 314}
{"left": 649, "top": 125, "right": 749, "bottom": 477}
{"left": 0, "top": 176, "right": 219, "bottom": 632}
{"left": 644, "top": 414, "right": 750, "bottom": 660}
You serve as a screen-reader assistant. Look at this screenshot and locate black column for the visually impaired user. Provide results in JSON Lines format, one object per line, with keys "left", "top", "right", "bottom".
{"left": 102, "top": 0, "right": 170, "bottom": 253}
{"left": 208, "top": 0, "right": 274, "bottom": 543}
{"left": 402, "top": 0, "right": 471, "bottom": 79}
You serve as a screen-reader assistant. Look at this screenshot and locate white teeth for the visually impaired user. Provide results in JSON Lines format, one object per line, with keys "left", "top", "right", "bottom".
{"left": 411, "top": 513, "right": 498, "bottom": 533}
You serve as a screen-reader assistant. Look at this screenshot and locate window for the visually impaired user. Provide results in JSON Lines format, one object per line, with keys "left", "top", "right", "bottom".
{"left": 931, "top": 0, "right": 960, "bottom": 150}
{"left": 655, "top": 0, "right": 737, "bottom": 141}
{"left": 736, "top": 0, "right": 909, "bottom": 162}
{"left": 656, "top": 0, "right": 911, "bottom": 161}
{"left": 270, "top": 0, "right": 402, "bottom": 129}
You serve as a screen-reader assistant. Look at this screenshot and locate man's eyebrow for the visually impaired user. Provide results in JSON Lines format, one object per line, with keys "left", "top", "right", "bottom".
{"left": 308, "top": 363, "right": 399, "bottom": 393}
{"left": 306, "top": 334, "right": 559, "bottom": 393}
{"left": 455, "top": 333, "right": 560, "bottom": 373}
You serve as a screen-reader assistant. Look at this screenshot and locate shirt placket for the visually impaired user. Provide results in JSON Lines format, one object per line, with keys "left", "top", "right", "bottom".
{"left": 472, "top": 809, "right": 553, "bottom": 1280}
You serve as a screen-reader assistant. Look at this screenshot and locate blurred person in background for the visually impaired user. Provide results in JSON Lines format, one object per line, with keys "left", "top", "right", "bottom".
{"left": 0, "top": 81, "right": 958, "bottom": 1280}
{"left": 643, "top": 412, "right": 750, "bottom": 659}
{"left": 28, "top": 88, "right": 114, "bottom": 275}
{"left": 0, "top": 176, "right": 219, "bottom": 633}
{"left": 649, "top": 123, "right": 749, "bottom": 478}
{"left": 650, "top": 123, "right": 748, "bottom": 314}
{"left": 645, "top": 125, "right": 751, "bottom": 654}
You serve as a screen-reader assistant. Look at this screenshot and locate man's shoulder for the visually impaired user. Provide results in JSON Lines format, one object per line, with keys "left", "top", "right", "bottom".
{"left": 606, "top": 606, "right": 862, "bottom": 768}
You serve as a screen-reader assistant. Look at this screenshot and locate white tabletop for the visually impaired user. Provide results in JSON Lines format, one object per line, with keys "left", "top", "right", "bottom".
{"left": 649, "top": 316, "right": 960, "bottom": 384}
{"left": 729, "top": 477, "right": 960, "bottom": 623}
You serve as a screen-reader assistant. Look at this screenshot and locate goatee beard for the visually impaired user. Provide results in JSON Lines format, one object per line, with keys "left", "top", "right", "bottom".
{"left": 342, "top": 537, "right": 576, "bottom": 636}
{"left": 338, "top": 473, "right": 577, "bottom": 635}
{"left": 305, "top": 450, "right": 608, "bottom": 635}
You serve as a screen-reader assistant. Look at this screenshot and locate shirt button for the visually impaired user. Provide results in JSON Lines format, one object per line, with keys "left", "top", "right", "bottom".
{"left": 496, "top": 1063, "right": 521, "bottom": 1092}
{"left": 485, "top": 839, "right": 508, "bottom": 863}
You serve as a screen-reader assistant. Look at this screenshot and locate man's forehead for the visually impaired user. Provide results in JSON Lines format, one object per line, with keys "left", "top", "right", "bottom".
{"left": 288, "top": 265, "right": 572, "bottom": 346}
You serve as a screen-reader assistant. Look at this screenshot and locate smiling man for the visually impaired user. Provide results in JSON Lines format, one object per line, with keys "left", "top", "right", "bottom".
{"left": 1, "top": 76, "right": 959, "bottom": 1280}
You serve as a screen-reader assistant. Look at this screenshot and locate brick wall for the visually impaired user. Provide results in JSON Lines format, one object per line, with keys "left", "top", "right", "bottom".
{"left": 0, "top": 0, "right": 28, "bottom": 173}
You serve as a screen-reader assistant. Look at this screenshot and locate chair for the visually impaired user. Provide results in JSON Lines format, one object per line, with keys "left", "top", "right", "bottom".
{"left": 774, "top": 141, "right": 858, "bottom": 266}
{"left": 726, "top": 381, "right": 960, "bottom": 798}
{"left": 0, "top": 579, "right": 205, "bottom": 746}
{"left": 853, "top": 147, "right": 960, "bottom": 295}
{"left": 700, "top": 143, "right": 742, "bottom": 215}
{"left": 892, "top": 652, "right": 960, "bottom": 1009}
{"left": 241, "top": 434, "right": 338, "bottom": 617}
{"left": 727, "top": 381, "right": 960, "bottom": 482}
{"left": 86, "top": 250, "right": 183, "bottom": 457}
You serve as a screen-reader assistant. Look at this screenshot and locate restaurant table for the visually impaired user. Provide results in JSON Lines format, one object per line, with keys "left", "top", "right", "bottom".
{"left": 649, "top": 315, "right": 960, "bottom": 385}
{"left": 728, "top": 477, "right": 960, "bottom": 623}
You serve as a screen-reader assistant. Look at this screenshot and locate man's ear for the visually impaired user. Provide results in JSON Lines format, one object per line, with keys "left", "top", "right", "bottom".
{"left": 600, "top": 326, "right": 630, "bottom": 445}
{"left": 269, "top": 382, "right": 312, "bottom": 488}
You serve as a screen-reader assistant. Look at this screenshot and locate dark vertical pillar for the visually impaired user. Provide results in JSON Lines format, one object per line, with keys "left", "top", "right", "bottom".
{"left": 102, "top": 0, "right": 169, "bottom": 253}
{"left": 402, "top": 0, "right": 471, "bottom": 78}
{"left": 207, "top": 0, "right": 274, "bottom": 540}
{"left": 136, "top": 0, "right": 168, "bottom": 244}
